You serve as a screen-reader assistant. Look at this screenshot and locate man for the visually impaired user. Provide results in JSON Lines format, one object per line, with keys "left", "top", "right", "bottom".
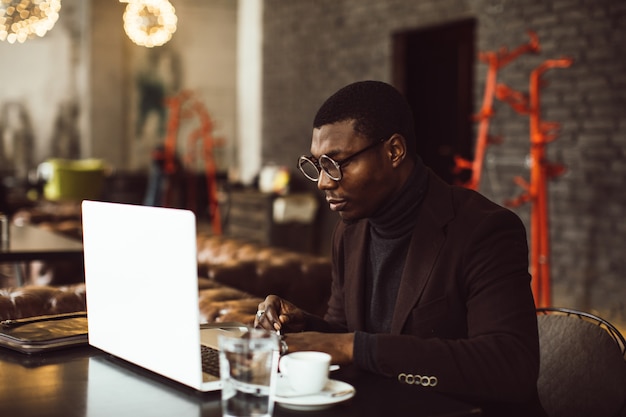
{"left": 255, "top": 80, "right": 546, "bottom": 416}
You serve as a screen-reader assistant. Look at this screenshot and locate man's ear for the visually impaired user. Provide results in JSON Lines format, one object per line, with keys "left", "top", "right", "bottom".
{"left": 387, "top": 134, "right": 407, "bottom": 167}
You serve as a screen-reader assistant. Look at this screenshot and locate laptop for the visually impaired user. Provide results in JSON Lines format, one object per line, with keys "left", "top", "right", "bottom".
{"left": 81, "top": 200, "right": 247, "bottom": 392}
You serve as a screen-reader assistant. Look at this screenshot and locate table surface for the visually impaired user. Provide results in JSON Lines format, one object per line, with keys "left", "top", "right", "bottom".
{"left": 0, "top": 224, "right": 84, "bottom": 262}
{"left": 0, "top": 345, "right": 482, "bottom": 417}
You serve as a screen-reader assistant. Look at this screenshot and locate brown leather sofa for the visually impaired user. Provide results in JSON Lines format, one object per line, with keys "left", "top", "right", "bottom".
{"left": 1, "top": 202, "right": 332, "bottom": 323}
{"left": 197, "top": 234, "right": 332, "bottom": 317}
{"left": 0, "top": 280, "right": 262, "bottom": 324}
{"left": 0, "top": 284, "right": 87, "bottom": 321}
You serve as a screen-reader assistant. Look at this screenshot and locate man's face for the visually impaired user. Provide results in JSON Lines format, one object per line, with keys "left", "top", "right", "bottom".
{"left": 310, "top": 120, "right": 396, "bottom": 221}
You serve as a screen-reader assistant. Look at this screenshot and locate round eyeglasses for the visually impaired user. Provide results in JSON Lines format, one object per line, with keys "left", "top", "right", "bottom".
{"left": 297, "top": 137, "right": 389, "bottom": 182}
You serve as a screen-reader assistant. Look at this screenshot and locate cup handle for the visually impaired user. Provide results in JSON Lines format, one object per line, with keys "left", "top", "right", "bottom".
{"left": 278, "top": 356, "right": 290, "bottom": 375}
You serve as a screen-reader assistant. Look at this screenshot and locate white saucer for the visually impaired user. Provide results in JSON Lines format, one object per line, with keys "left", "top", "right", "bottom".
{"left": 274, "top": 376, "right": 356, "bottom": 411}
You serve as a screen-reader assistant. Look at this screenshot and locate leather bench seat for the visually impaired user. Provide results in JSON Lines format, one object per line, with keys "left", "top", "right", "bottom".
{"left": 0, "top": 284, "right": 87, "bottom": 321}
{"left": 1, "top": 280, "right": 263, "bottom": 326}
{"left": 197, "top": 234, "right": 331, "bottom": 317}
{"left": 197, "top": 278, "right": 262, "bottom": 324}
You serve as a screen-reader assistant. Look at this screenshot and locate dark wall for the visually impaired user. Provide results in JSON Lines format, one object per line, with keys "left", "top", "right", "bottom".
{"left": 261, "top": 0, "right": 626, "bottom": 328}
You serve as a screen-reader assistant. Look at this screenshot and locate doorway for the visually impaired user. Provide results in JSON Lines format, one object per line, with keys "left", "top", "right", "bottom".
{"left": 393, "top": 18, "right": 476, "bottom": 185}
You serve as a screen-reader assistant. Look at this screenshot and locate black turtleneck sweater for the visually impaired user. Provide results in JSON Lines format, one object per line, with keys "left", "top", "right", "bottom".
{"left": 354, "top": 158, "right": 428, "bottom": 371}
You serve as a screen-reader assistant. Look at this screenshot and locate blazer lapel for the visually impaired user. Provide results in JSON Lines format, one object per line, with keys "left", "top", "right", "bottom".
{"left": 390, "top": 172, "right": 454, "bottom": 334}
{"left": 342, "top": 221, "right": 369, "bottom": 331}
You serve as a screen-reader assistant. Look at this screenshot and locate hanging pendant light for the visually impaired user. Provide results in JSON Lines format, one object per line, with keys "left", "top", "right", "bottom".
{"left": 0, "top": 0, "right": 61, "bottom": 44}
{"left": 122, "top": 0, "right": 177, "bottom": 48}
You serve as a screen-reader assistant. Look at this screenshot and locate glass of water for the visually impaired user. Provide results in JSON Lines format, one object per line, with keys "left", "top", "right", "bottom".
{"left": 218, "top": 327, "right": 280, "bottom": 417}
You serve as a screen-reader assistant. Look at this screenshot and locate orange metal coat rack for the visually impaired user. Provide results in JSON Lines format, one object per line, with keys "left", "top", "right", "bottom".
{"left": 455, "top": 32, "right": 539, "bottom": 190}
{"left": 457, "top": 31, "right": 572, "bottom": 307}
{"left": 162, "top": 90, "right": 223, "bottom": 235}
{"left": 500, "top": 57, "right": 573, "bottom": 308}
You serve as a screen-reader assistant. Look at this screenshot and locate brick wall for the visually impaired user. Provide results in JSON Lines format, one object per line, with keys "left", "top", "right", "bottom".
{"left": 261, "top": 0, "right": 626, "bottom": 328}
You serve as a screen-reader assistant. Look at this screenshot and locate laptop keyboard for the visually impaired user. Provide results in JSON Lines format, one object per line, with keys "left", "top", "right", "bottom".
{"left": 200, "top": 345, "right": 221, "bottom": 377}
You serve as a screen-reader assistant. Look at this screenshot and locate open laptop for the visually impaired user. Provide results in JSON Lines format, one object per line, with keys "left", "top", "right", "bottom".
{"left": 81, "top": 200, "right": 247, "bottom": 392}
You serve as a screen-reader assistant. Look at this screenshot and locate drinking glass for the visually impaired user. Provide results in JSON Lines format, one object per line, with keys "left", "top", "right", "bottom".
{"left": 218, "top": 328, "right": 280, "bottom": 417}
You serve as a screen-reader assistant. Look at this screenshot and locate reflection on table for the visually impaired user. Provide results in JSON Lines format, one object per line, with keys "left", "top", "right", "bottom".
{"left": 0, "top": 346, "right": 482, "bottom": 417}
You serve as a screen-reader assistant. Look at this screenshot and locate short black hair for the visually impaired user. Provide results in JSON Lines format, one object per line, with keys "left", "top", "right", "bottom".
{"left": 313, "top": 80, "right": 417, "bottom": 156}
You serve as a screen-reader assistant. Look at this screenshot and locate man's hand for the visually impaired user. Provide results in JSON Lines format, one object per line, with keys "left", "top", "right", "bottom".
{"left": 254, "top": 296, "right": 354, "bottom": 365}
{"left": 255, "top": 295, "right": 306, "bottom": 333}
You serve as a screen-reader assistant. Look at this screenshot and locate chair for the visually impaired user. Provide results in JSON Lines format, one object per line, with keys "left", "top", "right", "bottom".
{"left": 38, "top": 158, "right": 107, "bottom": 201}
{"left": 536, "top": 307, "right": 626, "bottom": 417}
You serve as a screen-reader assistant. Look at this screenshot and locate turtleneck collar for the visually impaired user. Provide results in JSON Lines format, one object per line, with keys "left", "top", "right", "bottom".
{"left": 368, "top": 157, "right": 428, "bottom": 239}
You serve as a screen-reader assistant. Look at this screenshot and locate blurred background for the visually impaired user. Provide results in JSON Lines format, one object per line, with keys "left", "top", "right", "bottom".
{"left": 0, "top": 0, "right": 624, "bottom": 329}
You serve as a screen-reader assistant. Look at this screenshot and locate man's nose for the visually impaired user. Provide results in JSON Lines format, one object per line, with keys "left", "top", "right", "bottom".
{"left": 317, "top": 170, "right": 336, "bottom": 190}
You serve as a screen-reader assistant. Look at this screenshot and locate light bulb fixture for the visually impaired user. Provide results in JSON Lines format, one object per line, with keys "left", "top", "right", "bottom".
{"left": 122, "top": 0, "right": 177, "bottom": 48}
{"left": 0, "top": 0, "right": 61, "bottom": 44}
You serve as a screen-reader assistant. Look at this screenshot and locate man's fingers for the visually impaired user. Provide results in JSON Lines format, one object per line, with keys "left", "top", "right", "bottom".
{"left": 254, "top": 296, "right": 292, "bottom": 332}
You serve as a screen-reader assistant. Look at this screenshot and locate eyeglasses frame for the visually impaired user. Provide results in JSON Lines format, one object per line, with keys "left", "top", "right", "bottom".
{"left": 297, "top": 136, "right": 390, "bottom": 182}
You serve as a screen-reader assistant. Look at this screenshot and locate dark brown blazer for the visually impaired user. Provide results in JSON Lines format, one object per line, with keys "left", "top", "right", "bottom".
{"left": 322, "top": 169, "right": 546, "bottom": 416}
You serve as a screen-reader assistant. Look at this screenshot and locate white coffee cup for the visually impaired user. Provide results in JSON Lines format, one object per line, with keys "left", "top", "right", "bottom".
{"left": 279, "top": 351, "right": 331, "bottom": 396}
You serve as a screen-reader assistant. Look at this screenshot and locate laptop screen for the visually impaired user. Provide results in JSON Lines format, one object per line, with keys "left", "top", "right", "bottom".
{"left": 82, "top": 201, "right": 207, "bottom": 389}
